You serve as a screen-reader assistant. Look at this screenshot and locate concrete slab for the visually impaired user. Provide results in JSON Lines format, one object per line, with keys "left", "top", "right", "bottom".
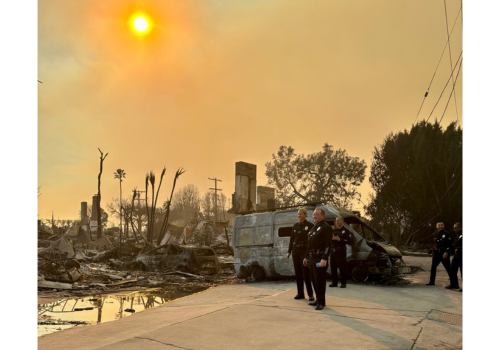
{"left": 39, "top": 256, "right": 462, "bottom": 350}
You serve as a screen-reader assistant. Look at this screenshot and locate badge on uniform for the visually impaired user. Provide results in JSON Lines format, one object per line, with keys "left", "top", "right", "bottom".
{"left": 342, "top": 230, "right": 345, "bottom": 234}
{"left": 305, "top": 226, "right": 308, "bottom": 230}
{"left": 442, "top": 235, "right": 445, "bottom": 238}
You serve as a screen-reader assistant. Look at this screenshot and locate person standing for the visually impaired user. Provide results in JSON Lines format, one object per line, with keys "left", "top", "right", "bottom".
{"left": 286, "top": 208, "right": 314, "bottom": 301}
{"left": 426, "top": 222, "right": 453, "bottom": 286}
{"left": 303, "top": 207, "right": 333, "bottom": 310}
{"left": 446, "top": 222, "right": 463, "bottom": 291}
{"left": 329, "top": 216, "right": 354, "bottom": 288}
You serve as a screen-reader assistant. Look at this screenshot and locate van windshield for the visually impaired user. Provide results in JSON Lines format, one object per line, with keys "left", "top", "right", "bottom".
{"left": 343, "top": 217, "right": 387, "bottom": 242}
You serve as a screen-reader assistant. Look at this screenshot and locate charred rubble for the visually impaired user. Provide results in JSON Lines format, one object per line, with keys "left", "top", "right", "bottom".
{"left": 37, "top": 219, "right": 237, "bottom": 297}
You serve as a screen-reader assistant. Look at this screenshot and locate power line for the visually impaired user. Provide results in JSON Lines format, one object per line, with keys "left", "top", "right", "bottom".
{"left": 413, "top": 5, "right": 462, "bottom": 125}
{"left": 389, "top": 53, "right": 462, "bottom": 176}
{"left": 443, "top": 0, "right": 459, "bottom": 123}
{"left": 374, "top": 57, "right": 463, "bottom": 236}
{"left": 371, "top": 5, "right": 463, "bottom": 240}
{"left": 438, "top": 58, "right": 463, "bottom": 125}
{"left": 424, "top": 52, "right": 462, "bottom": 124}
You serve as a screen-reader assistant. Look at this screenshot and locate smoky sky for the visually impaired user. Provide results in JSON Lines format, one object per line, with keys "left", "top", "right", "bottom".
{"left": 38, "top": 0, "right": 462, "bottom": 221}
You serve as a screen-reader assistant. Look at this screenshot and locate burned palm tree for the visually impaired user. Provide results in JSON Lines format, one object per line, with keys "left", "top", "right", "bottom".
{"left": 144, "top": 174, "right": 150, "bottom": 242}
{"left": 142, "top": 167, "right": 185, "bottom": 246}
{"left": 143, "top": 167, "right": 169, "bottom": 244}
{"left": 148, "top": 171, "right": 156, "bottom": 243}
{"left": 157, "top": 168, "right": 186, "bottom": 245}
{"left": 114, "top": 169, "right": 126, "bottom": 256}
{"left": 151, "top": 167, "right": 167, "bottom": 243}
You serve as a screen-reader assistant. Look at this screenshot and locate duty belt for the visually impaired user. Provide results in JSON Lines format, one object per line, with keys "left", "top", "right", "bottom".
{"left": 293, "top": 240, "right": 308, "bottom": 249}
{"left": 331, "top": 246, "right": 346, "bottom": 253}
{"left": 308, "top": 249, "right": 323, "bottom": 258}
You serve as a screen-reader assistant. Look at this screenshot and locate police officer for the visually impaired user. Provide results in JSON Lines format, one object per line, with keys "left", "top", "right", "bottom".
{"left": 286, "top": 208, "right": 314, "bottom": 301}
{"left": 303, "top": 207, "right": 333, "bottom": 310}
{"left": 329, "top": 216, "right": 354, "bottom": 288}
{"left": 446, "top": 222, "right": 462, "bottom": 291}
{"left": 426, "top": 222, "right": 453, "bottom": 286}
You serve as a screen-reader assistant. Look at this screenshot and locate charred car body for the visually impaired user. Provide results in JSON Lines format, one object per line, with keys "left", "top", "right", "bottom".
{"left": 136, "top": 244, "right": 219, "bottom": 275}
{"left": 232, "top": 205, "right": 410, "bottom": 281}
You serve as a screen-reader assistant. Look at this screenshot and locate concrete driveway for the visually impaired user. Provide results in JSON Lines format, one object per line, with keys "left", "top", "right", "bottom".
{"left": 39, "top": 255, "right": 462, "bottom": 350}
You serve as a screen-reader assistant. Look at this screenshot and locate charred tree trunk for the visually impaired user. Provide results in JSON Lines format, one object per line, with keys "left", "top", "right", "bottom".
{"left": 97, "top": 148, "right": 108, "bottom": 239}
{"left": 152, "top": 167, "right": 166, "bottom": 245}
{"left": 158, "top": 168, "right": 185, "bottom": 245}
{"left": 148, "top": 171, "right": 156, "bottom": 244}
{"left": 145, "top": 175, "right": 150, "bottom": 243}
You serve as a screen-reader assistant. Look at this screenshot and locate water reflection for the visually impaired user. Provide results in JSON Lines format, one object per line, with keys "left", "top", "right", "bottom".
{"left": 38, "top": 290, "right": 171, "bottom": 337}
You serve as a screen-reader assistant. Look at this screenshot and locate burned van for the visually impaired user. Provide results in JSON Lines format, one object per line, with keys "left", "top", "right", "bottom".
{"left": 231, "top": 205, "right": 410, "bottom": 281}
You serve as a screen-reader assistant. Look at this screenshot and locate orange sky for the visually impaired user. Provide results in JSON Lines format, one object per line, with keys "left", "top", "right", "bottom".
{"left": 38, "top": 0, "right": 462, "bottom": 223}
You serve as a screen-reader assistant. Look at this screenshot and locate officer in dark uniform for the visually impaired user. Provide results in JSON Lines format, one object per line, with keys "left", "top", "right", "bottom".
{"left": 446, "top": 222, "right": 462, "bottom": 291}
{"left": 426, "top": 222, "right": 453, "bottom": 286}
{"left": 303, "top": 207, "right": 333, "bottom": 310}
{"left": 329, "top": 216, "right": 354, "bottom": 288}
{"left": 287, "top": 208, "right": 314, "bottom": 301}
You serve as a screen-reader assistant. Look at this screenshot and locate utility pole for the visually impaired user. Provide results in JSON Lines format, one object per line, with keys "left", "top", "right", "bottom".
{"left": 208, "top": 178, "right": 222, "bottom": 222}
{"left": 133, "top": 190, "right": 146, "bottom": 234}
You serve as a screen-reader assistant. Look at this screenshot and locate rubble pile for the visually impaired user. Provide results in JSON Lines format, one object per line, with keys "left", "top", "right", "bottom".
{"left": 38, "top": 232, "right": 238, "bottom": 299}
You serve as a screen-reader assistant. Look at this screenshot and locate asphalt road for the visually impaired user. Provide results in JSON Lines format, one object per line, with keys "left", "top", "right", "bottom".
{"left": 39, "top": 255, "right": 462, "bottom": 350}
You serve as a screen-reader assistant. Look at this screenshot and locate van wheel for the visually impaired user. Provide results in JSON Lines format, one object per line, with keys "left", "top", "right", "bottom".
{"left": 251, "top": 266, "right": 265, "bottom": 281}
{"left": 351, "top": 266, "right": 369, "bottom": 282}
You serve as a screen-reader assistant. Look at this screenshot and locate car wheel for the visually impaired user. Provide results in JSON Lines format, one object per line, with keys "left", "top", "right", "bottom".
{"left": 351, "top": 266, "right": 369, "bottom": 282}
{"left": 251, "top": 266, "right": 265, "bottom": 281}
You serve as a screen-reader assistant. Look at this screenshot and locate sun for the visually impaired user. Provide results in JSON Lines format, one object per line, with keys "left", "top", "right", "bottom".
{"left": 129, "top": 12, "right": 153, "bottom": 36}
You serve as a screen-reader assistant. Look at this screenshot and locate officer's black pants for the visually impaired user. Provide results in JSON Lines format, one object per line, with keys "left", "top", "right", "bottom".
{"left": 309, "top": 257, "right": 328, "bottom": 306}
{"left": 448, "top": 253, "right": 462, "bottom": 287}
{"left": 292, "top": 247, "right": 313, "bottom": 297}
{"left": 330, "top": 249, "right": 347, "bottom": 285}
{"left": 429, "top": 251, "right": 451, "bottom": 284}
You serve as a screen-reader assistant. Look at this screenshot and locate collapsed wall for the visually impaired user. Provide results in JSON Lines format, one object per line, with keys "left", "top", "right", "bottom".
{"left": 231, "top": 162, "right": 275, "bottom": 214}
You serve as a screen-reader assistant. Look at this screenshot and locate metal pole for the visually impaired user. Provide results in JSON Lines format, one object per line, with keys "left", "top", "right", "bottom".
{"left": 208, "top": 178, "right": 222, "bottom": 222}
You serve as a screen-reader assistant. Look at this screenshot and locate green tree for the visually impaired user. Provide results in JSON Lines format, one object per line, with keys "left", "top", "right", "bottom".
{"left": 265, "top": 144, "right": 367, "bottom": 208}
{"left": 366, "top": 121, "right": 462, "bottom": 247}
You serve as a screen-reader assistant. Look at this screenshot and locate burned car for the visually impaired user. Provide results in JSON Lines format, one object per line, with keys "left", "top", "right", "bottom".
{"left": 136, "top": 244, "right": 219, "bottom": 275}
{"left": 232, "top": 205, "right": 410, "bottom": 281}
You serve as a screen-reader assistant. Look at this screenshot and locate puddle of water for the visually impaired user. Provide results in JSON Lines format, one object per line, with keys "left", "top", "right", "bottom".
{"left": 38, "top": 289, "right": 181, "bottom": 337}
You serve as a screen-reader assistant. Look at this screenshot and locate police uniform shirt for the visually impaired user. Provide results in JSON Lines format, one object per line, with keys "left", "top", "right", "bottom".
{"left": 306, "top": 219, "right": 334, "bottom": 260}
{"left": 288, "top": 219, "right": 313, "bottom": 254}
{"left": 331, "top": 226, "right": 354, "bottom": 249}
{"left": 434, "top": 229, "right": 453, "bottom": 254}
